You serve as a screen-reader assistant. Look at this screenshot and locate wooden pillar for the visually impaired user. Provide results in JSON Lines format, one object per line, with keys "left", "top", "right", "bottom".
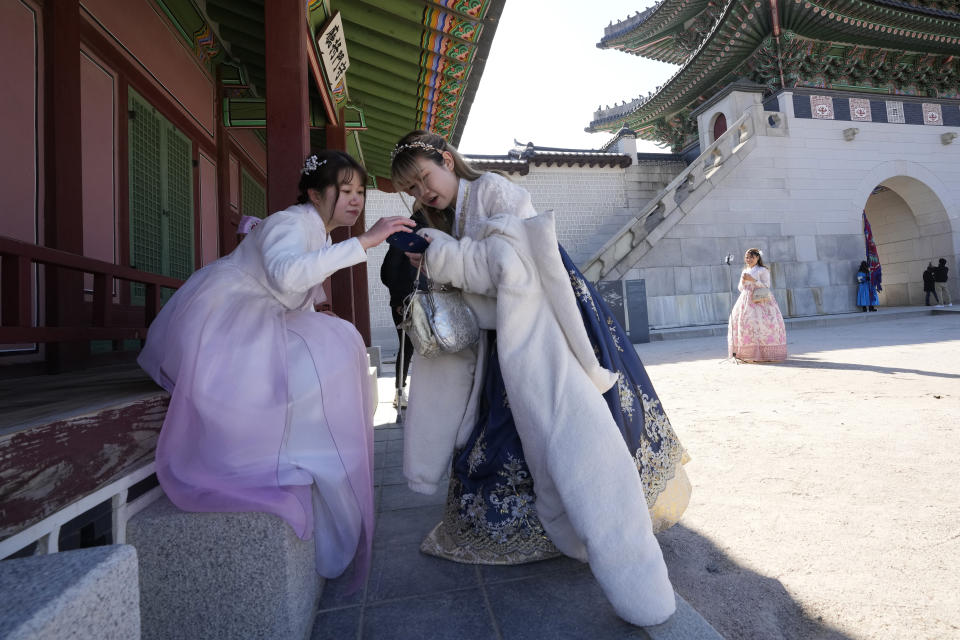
{"left": 326, "top": 123, "right": 371, "bottom": 345}
{"left": 265, "top": 0, "right": 310, "bottom": 214}
{"left": 327, "top": 123, "right": 355, "bottom": 326}
{"left": 215, "top": 70, "right": 235, "bottom": 257}
{"left": 43, "top": 0, "right": 86, "bottom": 371}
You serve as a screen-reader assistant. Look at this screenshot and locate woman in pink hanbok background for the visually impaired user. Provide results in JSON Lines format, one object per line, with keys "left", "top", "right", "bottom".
{"left": 728, "top": 248, "right": 787, "bottom": 363}
{"left": 138, "top": 151, "right": 414, "bottom": 584}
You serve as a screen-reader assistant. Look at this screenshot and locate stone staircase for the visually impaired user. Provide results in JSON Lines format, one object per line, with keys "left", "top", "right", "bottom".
{"left": 582, "top": 105, "right": 788, "bottom": 283}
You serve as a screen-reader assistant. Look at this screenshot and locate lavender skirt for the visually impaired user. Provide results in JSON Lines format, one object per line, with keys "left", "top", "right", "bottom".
{"left": 138, "top": 259, "right": 374, "bottom": 587}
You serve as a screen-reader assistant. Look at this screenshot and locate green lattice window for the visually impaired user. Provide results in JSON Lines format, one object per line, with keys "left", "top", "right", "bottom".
{"left": 241, "top": 169, "right": 266, "bottom": 219}
{"left": 128, "top": 90, "right": 194, "bottom": 304}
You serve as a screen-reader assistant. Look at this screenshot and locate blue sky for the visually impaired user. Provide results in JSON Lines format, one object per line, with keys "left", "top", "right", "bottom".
{"left": 458, "top": 0, "right": 677, "bottom": 155}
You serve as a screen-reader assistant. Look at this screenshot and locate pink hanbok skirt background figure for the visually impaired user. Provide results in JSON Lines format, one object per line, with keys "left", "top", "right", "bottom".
{"left": 137, "top": 247, "right": 375, "bottom": 587}
{"left": 727, "top": 265, "right": 787, "bottom": 363}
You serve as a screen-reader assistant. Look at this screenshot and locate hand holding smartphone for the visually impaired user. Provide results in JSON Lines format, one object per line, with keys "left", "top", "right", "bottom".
{"left": 386, "top": 230, "right": 429, "bottom": 253}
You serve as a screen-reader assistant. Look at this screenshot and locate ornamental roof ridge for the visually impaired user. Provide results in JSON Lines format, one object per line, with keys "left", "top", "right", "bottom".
{"left": 466, "top": 149, "right": 632, "bottom": 172}
{"left": 600, "top": 2, "right": 663, "bottom": 41}
{"left": 599, "top": 0, "right": 719, "bottom": 62}
{"left": 591, "top": 0, "right": 744, "bottom": 127}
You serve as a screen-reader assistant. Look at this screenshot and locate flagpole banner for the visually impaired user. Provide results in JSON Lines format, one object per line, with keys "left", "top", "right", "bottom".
{"left": 863, "top": 211, "right": 883, "bottom": 291}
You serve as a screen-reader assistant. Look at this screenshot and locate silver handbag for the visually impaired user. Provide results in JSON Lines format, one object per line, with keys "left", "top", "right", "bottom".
{"left": 401, "top": 257, "right": 480, "bottom": 358}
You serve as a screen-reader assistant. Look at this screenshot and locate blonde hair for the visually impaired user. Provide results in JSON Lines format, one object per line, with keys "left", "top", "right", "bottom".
{"left": 390, "top": 130, "right": 484, "bottom": 233}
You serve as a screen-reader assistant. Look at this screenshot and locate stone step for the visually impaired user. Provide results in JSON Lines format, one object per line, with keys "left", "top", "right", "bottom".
{"left": 0, "top": 545, "right": 140, "bottom": 640}
{"left": 643, "top": 593, "right": 724, "bottom": 640}
{"left": 127, "top": 496, "right": 321, "bottom": 640}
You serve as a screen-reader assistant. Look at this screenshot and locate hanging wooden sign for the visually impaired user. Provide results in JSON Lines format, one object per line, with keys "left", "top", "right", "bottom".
{"left": 317, "top": 11, "right": 349, "bottom": 89}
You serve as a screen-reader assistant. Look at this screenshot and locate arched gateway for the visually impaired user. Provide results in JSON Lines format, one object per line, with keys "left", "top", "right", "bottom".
{"left": 858, "top": 167, "right": 957, "bottom": 306}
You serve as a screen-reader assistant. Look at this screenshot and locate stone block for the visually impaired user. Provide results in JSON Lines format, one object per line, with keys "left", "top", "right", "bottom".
{"left": 668, "top": 292, "right": 734, "bottom": 326}
{"left": 766, "top": 236, "right": 797, "bottom": 262}
{"left": 782, "top": 261, "right": 832, "bottom": 287}
{"left": 712, "top": 265, "right": 738, "bottom": 294}
{"left": 828, "top": 260, "right": 862, "bottom": 285}
{"left": 644, "top": 593, "right": 724, "bottom": 640}
{"left": 674, "top": 267, "right": 692, "bottom": 295}
{"left": 815, "top": 235, "right": 864, "bottom": 261}
{"left": 785, "top": 287, "right": 823, "bottom": 316}
{"left": 795, "top": 235, "right": 818, "bottom": 262}
{"left": 126, "top": 496, "right": 321, "bottom": 640}
{"left": 743, "top": 223, "right": 781, "bottom": 236}
{"left": 634, "top": 267, "right": 676, "bottom": 297}
{"left": 636, "top": 239, "right": 682, "bottom": 269}
{"left": 0, "top": 545, "right": 140, "bottom": 640}
{"left": 819, "top": 284, "right": 859, "bottom": 313}
{"left": 690, "top": 266, "right": 716, "bottom": 294}
{"left": 881, "top": 283, "right": 911, "bottom": 306}
{"left": 679, "top": 237, "right": 727, "bottom": 267}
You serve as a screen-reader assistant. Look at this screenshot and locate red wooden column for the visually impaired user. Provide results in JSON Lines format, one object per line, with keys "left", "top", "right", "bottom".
{"left": 215, "top": 70, "right": 236, "bottom": 257}
{"left": 326, "top": 123, "right": 372, "bottom": 346}
{"left": 43, "top": 0, "right": 86, "bottom": 372}
{"left": 326, "top": 123, "right": 356, "bottom": 328}
{"left": 265, "top": 0, "right": 310, "bottom": 214}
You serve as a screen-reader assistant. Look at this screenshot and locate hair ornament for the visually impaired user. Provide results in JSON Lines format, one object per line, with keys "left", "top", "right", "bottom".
{"left": 301, "top": 154, "right": 328, "bottom": 175}
{"left": 391, "top": 140, "right": 443, "bottom": 160}
{"left": 758, "top": 249, "right": 763, "bottom": 257}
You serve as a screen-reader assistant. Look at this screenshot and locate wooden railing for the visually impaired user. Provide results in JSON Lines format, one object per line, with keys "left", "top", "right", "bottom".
{"left": 0, "top": 235, "right": 183, "bottom": 344}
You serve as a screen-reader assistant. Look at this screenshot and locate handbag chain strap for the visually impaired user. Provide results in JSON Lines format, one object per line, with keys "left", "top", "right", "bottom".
{"left": 396, "top": 181, "right": 471, "bottom": 407}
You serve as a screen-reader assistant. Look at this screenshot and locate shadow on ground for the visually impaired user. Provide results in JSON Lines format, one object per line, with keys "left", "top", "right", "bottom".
{"left": 769, "top": 355, "right": 960, "bottom": 379}
{"left": 658, "top": 523, "right": 851, "bottom": 640}
{"left": 635, "top": 312, "right": 960, "bottom": 367}
{"left": 310, "top": 426, "right": 853, "bottom": 639}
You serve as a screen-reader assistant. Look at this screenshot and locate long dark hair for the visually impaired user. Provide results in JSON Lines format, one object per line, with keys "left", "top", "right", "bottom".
{"left": 745, "top": 248, "right": 765, "bottom": 268}
{"left": 296, "top": 151, "right": 368, "bottom": 222}
{"left": 858, "top": 260, "right": 869, "bottom": 273}
{"left": 389, "top": 130, "right": 483, "bottom": 233}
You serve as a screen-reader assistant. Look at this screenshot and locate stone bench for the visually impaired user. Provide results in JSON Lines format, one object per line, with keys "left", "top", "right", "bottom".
{"left": 0, "top": 545, "right": 141, "bottom": 640}
{"left": 126, "top": 496, "right": 321, "bottom": 640}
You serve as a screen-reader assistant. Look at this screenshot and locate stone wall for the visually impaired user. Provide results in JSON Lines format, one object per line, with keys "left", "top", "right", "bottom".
{"left": 614, "top": 92, "right": 960, "bottom": 328}
{"left": 364, "top": 160, "right": 685, "bottom": 344}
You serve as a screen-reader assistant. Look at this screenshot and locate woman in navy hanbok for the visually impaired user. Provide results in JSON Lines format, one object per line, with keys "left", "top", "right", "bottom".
{"left": 390, "top": 131, "right": 689, "bottom": 626}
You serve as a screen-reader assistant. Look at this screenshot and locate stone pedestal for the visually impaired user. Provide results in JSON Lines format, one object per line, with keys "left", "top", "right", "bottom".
{"left": 127, "top": 496, "right": 321, "bottom": 640}
{"left": 0, "top": 545, "right": 141, "bottom": 640}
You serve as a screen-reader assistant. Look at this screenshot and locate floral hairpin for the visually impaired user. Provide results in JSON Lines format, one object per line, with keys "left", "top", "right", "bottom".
{"left": 301, "top": 155, "right": 328, "bottom": 175}
{"left": 391, "top": 140, "right": 443, "bottom": 160}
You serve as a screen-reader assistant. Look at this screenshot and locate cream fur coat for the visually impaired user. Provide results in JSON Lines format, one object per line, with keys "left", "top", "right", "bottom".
{"left": 403, "top": 173, "right": 675, "bottom": 625}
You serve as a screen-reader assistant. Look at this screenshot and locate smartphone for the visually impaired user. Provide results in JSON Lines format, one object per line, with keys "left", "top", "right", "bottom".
{"left": 386, "top": 230, "right": 429, "bottom": 253}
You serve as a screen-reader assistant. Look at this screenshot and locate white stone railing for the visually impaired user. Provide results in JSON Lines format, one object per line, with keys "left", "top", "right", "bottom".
{"left": 582, "top": 105, "right": 787, "bottom": 282}
{"left": 0, "top": 463, "right": 162, "bottom": 559}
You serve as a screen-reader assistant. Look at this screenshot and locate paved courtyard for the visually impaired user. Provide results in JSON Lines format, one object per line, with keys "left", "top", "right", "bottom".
{"left": 635, "top": 310, "right": 960, "bottom": 639}
{"left": 315, "top": 309, "right": 959, "bottom": 639}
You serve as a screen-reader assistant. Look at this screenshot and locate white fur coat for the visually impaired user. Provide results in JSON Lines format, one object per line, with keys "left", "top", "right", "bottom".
{"left": 402, "top": 174, "right": 675, "bottom": 626}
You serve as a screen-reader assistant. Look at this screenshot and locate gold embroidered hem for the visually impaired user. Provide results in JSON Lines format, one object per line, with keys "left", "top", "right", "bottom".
{"left": 420, "top": 521, "right": 561, "bottom": 565}
{"left": 419, "top": 475, "right": 561, "bottom": 565}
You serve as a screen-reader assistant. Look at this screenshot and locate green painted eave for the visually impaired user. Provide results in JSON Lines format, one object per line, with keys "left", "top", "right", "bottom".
{"left": 589, "top": 0, "right": 960, "bottom": 145}
{"left": 599, "top": 0, "right": 714, "bottom": 57}
{"left": 164, "top": 0, "right": 505, "bottom": 183}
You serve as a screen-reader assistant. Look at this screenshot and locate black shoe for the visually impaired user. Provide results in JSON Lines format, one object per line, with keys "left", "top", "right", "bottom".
{"left": 869, "top": 307, "right": 877, "bottom": 312}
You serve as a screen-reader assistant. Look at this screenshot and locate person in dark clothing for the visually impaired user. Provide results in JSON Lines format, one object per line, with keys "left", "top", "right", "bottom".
{"left": 379, "top": 211, "right": 427, "bottom": 409}
{"left": 933, "top": 258, "right": 952, "bottom": 307}
{"left": 923, "top": 263, "right": 940, "bottom": 306}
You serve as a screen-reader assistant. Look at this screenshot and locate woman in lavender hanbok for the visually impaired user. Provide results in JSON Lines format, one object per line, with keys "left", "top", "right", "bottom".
{"left": 137, "top": 151, "right": 414, "bottom": 584}
{"left": 728, "top": 248, "right": 787, "bottom": 363}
